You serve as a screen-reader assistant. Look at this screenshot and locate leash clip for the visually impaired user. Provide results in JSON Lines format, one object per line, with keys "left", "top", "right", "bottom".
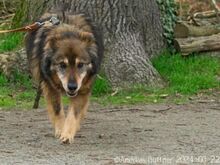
{"left": 35, "top": 22, "right": 45, "bottom": 27}
{"left": 49, "top": 17, "right": 60, "bottom": 25}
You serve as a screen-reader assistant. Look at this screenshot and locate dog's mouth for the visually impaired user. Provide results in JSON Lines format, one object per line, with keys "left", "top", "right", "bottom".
{"left": 66, "top": 91, "right": 78, "bottom": 97}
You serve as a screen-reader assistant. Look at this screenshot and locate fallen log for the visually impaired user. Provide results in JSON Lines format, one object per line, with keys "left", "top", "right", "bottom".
{"left": 191, "top": 17, "right": 220, "bottom": 26}
{"left": 174, "top": 33, "right": 220, "bottom": 55}
{"left": 193, "top": 10, "right": 219, "bottom": 19}
{"left": 174, "top": 22, "right": 220, "bottom": 38}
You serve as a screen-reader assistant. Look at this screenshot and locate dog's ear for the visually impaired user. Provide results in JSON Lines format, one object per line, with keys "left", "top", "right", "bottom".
{"left": 47, "top": 37, "right": 58, "bottom": 53}
{"left": 79, "top": 31, "right": 95, "bottom": 45}
{"left": 41, "top": 55, "right": 52, "bottom": 78}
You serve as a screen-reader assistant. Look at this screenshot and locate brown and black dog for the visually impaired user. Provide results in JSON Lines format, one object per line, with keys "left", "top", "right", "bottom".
{"left": 25, "top": 13, "right": 103, "bottom": 143}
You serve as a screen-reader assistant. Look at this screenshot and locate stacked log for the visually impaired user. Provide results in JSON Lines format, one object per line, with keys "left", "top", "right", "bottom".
{"left": 174, "top": 22, "right": 220, "bottom": 38}
{"left": 174, "top": 21, "right": 220, "bottom": 55}
{"left": 174, "top": 33, "right": 220, "bottom": 55}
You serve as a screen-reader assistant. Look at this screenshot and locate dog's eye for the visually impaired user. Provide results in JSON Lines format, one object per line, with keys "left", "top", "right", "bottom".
{"left": 77, "top": 63, "right": 84, "bottom": 69}
{"left": 59, "top": 62, "right": 67, "bottom": 69}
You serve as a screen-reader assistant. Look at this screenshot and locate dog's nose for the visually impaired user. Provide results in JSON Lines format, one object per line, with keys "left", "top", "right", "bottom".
{"left": 67, "top": 83, "right": 78, "bottom": 91}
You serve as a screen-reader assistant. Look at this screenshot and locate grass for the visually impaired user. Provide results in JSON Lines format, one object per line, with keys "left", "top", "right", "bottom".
{"left": 0, "top": 22, "right": 24, "bottom": 52}
{"left": 0, "top": 33, "right": 24, "bottom": 53}
{"left": 152, "top": 52, "right": 220, "bottom": 94}
{"left": 92, "top": 75, "right": 111, "bottom": 96}
{"left": 0, "top": 72, "right": 36, "bottom": 109}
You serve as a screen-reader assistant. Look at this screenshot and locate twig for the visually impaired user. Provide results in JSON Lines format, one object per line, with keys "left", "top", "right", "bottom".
{"left": 2, "top": 0, "right": 6, "bottom": 10}
{"left": 111, "top": 88, "right": 118, "bottom": 96}
{"left": 211, "top": 0, "right": 220, "bottom": 12}
{"left": 179, "top": 0, "right": 183, "bottom": 20}
{"left": 211, "top": 0, "right": 220, "bottom": 22}
{"left": 0, "top": 150, "right": 14, "bottom": 154}
{"left": 0, "top": 14, "right": 14, "bottom": 20}
{"left": 152, "top": 106, "right": 172, "bottom": 113}
{"left": 0, "top": 20, "right": 11, "bottom": 24}
{"left": 102, "top": 108, "right": 143, "bottom": 113}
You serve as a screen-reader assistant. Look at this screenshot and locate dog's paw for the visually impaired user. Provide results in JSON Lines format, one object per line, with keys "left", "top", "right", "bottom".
{"left": 54, "top": 118, "right": 65, "bottom": 138}
{"left": 59, "top": 132, "right": 75, "bottom": 144}
{"left": 55, "top": 128, "right": 62, "bottom": 138}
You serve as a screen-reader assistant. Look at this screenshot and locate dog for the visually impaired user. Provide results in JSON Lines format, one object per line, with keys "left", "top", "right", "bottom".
{"left": 25, "top": 13, "right": 104, "bottom": 143}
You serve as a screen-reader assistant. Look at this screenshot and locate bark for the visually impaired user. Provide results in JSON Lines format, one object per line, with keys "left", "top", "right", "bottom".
{"left": 174, "top": 22, "right": 220, "bottom": 38}
{"left": 12, "top": 0, "right": 165, "bottom": 88}
{"left": 174, "top": 33, "right": 220, "bottom": 55}
{"left": 105, "top": 33, "right": 163, "bottom": 87}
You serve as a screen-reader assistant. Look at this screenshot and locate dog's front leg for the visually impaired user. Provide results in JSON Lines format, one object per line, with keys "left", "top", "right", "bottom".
{"left": 43, "top": 84, "right": 65, "bottom": 138}
{"left": 60, "top": 93, "right": 90, "bottom": 144}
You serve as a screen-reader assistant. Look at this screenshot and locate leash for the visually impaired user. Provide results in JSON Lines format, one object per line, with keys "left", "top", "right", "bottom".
{"left": 0, "top": 22, "right": 45, "bottom": 33}
{"left": 0, "top": 17, "right": 60, "bottom": 34}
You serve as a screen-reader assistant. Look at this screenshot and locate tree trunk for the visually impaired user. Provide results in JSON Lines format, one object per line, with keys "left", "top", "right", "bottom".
{"left": 13, "top": 0, "right": 165, "bottom": 88}
{"left": 174, "top": 33, "right": 220, "bottom": 55}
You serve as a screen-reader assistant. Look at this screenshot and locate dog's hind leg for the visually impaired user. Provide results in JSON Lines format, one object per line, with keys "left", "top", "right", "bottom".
{"left": 60, "top": 93, "right": 90, "bottom": 144}
{"left": 33, "top": 84, "right": 42, "bottom": 109}
{"left": 42, "top": 83, "right": 65, "bottom": 138}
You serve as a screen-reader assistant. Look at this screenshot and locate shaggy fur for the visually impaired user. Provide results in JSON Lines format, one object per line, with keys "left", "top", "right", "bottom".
{"left": 25, "top": 13, "right": 104, "bottom": 143}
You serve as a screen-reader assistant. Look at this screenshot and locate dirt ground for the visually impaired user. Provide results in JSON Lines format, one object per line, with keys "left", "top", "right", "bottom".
{"left": 1, "top": 96, "right": 220, "bottom": 165}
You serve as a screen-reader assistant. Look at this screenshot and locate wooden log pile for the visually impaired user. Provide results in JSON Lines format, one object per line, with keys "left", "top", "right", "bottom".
{"left": 174, "top": 12, "right": 220, "bottom": 55}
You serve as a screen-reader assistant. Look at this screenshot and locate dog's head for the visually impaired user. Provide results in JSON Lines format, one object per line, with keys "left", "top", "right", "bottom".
{"left": 44, "top": 28, "right": 97, "bottom": 97}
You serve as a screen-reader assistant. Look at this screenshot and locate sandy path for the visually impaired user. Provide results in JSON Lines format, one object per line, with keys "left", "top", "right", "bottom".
{"left": 0, "top": 100, "right": 220, "bottom": 164}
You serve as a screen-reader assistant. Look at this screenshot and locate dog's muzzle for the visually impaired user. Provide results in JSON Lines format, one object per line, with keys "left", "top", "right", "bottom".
{"left": 66, "top": 82, "right": 78, "bottom": 97}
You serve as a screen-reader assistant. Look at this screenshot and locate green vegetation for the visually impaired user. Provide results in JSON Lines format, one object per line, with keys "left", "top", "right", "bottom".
{"left": 0, "top": 17, "right": 23, "bottom": 52}
{"left": 0, "top": 33, "right": 24, "bottom": 53}
{"left": 0, "top": 72, "right": 36, "bottom": 109}
{"left": 12, "top": 0, "right": 29, "bottom": 28}
{"left": 0, "top": 52, "right": 219, "bottom": 109}
{"left": 157, "top": 0, "right": 177, "bottom": 47}
{"left": 152, "top": 52, "right": 220, "bottom": 94}
{"left": 92, "top": 75, "right": 111, "bottom": 96}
